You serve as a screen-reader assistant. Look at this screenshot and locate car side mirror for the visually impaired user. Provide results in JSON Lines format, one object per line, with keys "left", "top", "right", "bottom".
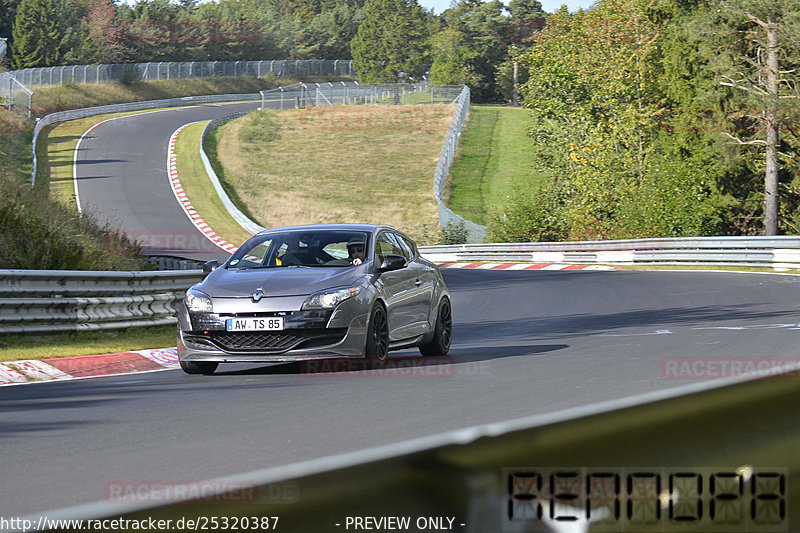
{"left": 378, "top": 254, "right": 406, "bottom": 272}
{"left": 202, "top": 260, "right": 220, "bottom": 276}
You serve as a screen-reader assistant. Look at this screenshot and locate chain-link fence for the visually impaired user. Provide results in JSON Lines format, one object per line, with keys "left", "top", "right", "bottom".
{"left": 433, "top": 86, "right": 488, "bottom": 243}
{"left": 0, "top": 38, "right": 7, "bottom": 60}
{"left": 0, "top": 71, "right": 34, "bottom": 118}
{"left": 258, "top": 82, "right": 463, "bottom": 109}
{"left": 7, "top": 59, "right": 353, "bottom": 89}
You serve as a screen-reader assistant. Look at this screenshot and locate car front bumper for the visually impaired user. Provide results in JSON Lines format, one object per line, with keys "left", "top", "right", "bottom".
{"left": 177, "top": 305, "right": 369, "bottom": 363}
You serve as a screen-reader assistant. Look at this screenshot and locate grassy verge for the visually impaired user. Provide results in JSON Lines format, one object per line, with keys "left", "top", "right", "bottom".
{"left": 174, "top": 121, "right": 254, "bottom": 246}
{"left": 446, "top": 105, "right": 543, "bottom": 226}
{"left": 0, "top": 325, "right": 176, "bottom": 362}
{"left": 213, "top": 104, "right": 455, "bottom": 244}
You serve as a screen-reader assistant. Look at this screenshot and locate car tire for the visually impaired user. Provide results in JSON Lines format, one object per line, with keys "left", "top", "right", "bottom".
{"left": 365, "top": 303, "right": 389, "bottom": 362}
{"left": 419, "top": 297, "right": 452, "bottom": 356}
{"left": 180, "top": 360, "right": 219, "bottom": 375}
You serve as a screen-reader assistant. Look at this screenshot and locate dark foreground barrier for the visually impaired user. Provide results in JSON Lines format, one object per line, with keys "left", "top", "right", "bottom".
{"left": 24, "top": 366, "right": 799, "bottom": 533}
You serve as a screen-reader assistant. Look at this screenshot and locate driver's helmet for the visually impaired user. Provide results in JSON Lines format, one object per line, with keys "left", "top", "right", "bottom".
{"left": 347, "top": 236, "right": 366, "bottom": 253}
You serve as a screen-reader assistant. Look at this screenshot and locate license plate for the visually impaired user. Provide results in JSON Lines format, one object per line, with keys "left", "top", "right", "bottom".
{"left": 226, "top": 317, "right": 284, "bottom": 332}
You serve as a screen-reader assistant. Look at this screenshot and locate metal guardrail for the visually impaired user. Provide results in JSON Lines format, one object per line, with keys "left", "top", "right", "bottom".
{"left": 420, "top": 236, "right": 800, "bottom": 269}
{"left": 200, "top": 111, "right": 265, "bottom": 235}
{"left": 4, "top": 237, "right": 797, "bottom": 334}
{"left": 0, "top": 269, "right": 203, "bottom": 334}
{"left": 29, "top": 365, "right": 800, "bottom": 531}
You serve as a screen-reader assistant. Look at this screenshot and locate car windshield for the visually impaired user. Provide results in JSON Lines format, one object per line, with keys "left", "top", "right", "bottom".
{"left": 227, "top": 230, "right": 370, "bottom": 269}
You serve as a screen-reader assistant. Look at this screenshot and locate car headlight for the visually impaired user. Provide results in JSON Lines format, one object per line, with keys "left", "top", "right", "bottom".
{"left": 301, "top": 287, "right": 360, "bottom": 310}
{"left": 185, "top": 289, "right": 213, "bottom": 313}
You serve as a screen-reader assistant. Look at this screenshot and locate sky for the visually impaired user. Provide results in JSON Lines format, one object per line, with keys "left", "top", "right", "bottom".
{"left": 418, "top": 0, "right": 595, "bottom": 14}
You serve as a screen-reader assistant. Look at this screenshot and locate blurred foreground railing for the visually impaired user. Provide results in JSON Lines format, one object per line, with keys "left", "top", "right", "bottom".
{"left": 23, "top": 363, "right": 799, "bottom": 532}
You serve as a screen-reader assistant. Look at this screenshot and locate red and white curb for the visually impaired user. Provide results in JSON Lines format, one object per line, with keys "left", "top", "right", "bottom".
{"left": 0, "top": 348, "right": 180, "bottom": 386}
{"left": 436, "top": 262, "right": 619, "bottom": 271}
{"left": 168, "top": 123, "right": 239, "bottom": 254}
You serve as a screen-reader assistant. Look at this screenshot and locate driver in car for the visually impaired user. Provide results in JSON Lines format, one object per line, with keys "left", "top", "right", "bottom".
{"left": 347, "top": 237, "right": 366, "bottom": 265}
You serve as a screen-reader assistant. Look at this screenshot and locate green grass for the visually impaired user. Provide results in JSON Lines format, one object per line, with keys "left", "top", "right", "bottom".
{"left": 213, "top": 105, "right": 455, "bottom": 245}
{"left": 0, "top": 325, "right": 177, "bottom": 362}
{"left": 446, "top": 105, "right": 544, "bottom": 226}
{"left": 173, "top": 121, "right": 254, "bottom": 247}
{"left": 0, "top": 108, "right": 33, "bottom": 193}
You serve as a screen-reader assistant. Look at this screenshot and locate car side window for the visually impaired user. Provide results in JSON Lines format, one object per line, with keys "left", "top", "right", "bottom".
{"left": 394, "top": 233, "right": 416, "bottom": 261}
{"left": 375, "top": 233, "right": 404, "bottom": 263}
{"left": 385, "top": 233, "right": 411, "bottom": 262}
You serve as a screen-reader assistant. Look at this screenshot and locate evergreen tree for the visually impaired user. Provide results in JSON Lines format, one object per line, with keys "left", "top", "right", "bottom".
{"left": 429, "top": 0, "right": 509, "bottom": 101}
{"left": 694, "top": 0, "right": 800, "bottom": 235}
{"left": 0, "top": 0, "right": 23, "bottom": 53}
{"left": 507, "top": 0, "right": 544, "bottom": 19}
{"left": 11, "top": 0, "right": 76, "bottom": 67}
{"left": 350, "top": 0, "right": 430, "bottom": 82}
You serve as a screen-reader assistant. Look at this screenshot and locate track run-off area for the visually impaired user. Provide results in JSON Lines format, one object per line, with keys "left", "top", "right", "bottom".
{"left": 2, "top": 102, "right": 800, "bottom": 521}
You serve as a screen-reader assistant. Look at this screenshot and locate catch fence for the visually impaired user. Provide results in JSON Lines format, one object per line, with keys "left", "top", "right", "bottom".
{"left": 7, "top": 59, "right": 353, "bottom": 88}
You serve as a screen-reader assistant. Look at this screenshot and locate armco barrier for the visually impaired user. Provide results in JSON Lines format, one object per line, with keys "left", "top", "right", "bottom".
{"left": 0, "top": 269, "right": 203, "bottom": 333}
{"left": 28, "top": 366, "right": 800, "bottom": 531}
{"left": 200, "top": 112, "right": 265, "bottom": 235}
{"left": 420, "top": 235, "right": 800, "bottom": 269}
{"left": 4, "top": 237, "right": 800, "bottom": 334}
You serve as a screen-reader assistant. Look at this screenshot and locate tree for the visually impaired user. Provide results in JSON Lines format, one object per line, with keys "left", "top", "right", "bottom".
{"left": 696, "top": 0, "right": 800, "bottom": 235}
{"left": 492, "top": 0, "right": 729, "bottom": 241}
{"left": 507, "top": 0, "right": 544, "bottom": 19}
{"left": 11, "top": 0, "right": 78, "bottom": 67}
{"left": 429, "top": 0, "right": 509, "bottom": 101}
{"left": 350, "top": 0, "right": 430, "bottom": 82}
{"left": 84, "top": 0, "right": 127, "bottom": 63}
{"left": 0, "top": 0, "right": 23, "bottom": 53}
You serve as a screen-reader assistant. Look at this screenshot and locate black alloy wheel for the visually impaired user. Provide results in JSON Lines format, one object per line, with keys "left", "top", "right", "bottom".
{"left": 419, "top": 297, "right": 452, "bottom": 356}
{"left": 366, "top": 303, "right": 389, "bottom": 361}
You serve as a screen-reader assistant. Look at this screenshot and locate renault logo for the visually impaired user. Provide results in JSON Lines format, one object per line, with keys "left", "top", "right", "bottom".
{"left": 251, "top": 288, "right": 264, "bottom": 302}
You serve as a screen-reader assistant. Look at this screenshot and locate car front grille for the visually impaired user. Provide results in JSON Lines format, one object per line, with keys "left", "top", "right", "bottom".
{"left": 207, "top": 329, "right": 347, "bottom": 353}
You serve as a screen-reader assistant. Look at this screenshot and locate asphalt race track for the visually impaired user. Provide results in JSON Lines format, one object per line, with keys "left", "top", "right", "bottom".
{"left": 73, "top": 102, "right": 262, "bottom": 262}
{"left": 3, "top": 268, "right": 800, "bottom": 517}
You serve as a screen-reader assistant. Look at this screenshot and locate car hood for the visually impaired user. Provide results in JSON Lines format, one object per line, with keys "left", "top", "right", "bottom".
{"left": 198, "top": 266, "right": 365, "bottom": 298}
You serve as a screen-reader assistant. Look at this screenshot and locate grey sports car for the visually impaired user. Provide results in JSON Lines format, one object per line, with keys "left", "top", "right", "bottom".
{"left": 177, "top": 224, "right": 452, "bottom": 374}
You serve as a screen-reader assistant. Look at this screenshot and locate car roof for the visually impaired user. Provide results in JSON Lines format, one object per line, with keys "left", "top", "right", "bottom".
{"left": 255, "top": 224, "right": 401, "bottom": 235}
